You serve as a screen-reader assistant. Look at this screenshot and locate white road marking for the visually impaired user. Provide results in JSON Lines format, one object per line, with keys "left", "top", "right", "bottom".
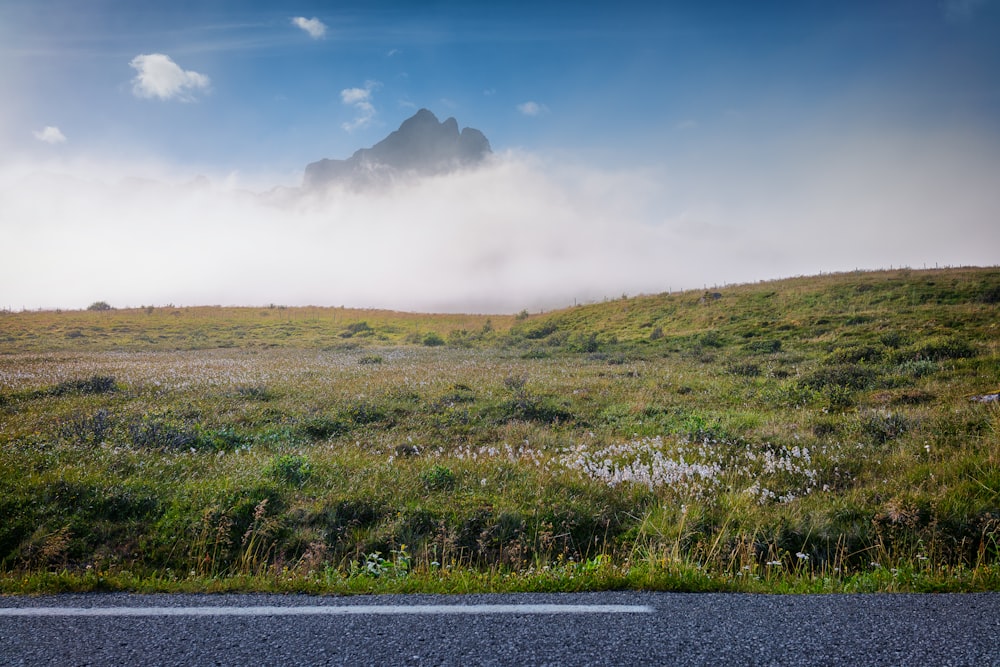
{"left": 0, "top": 604, "right": 653, "bottom": 617}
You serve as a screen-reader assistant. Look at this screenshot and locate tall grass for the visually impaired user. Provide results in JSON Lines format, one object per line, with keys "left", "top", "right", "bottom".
{"left": 1, "top": 267, "right": 998, "bottom": 593}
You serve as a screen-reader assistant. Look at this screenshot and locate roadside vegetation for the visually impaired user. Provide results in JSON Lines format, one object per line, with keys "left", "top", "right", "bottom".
{"left": 1, "top": 267, "right": 998, "bottom": 594}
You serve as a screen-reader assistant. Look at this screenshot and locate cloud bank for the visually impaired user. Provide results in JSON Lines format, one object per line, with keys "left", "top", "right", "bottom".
{"left": 130, "top": 54, "right": 210, "bottom": 101}
{"left": 291, "top": 16, "right": 326, "bottom": 39}
{"left": 1, "top": 129, "right": 998, "bottom": 313}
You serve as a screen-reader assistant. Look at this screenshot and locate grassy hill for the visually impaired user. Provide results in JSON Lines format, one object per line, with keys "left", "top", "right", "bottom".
{"left": 1, "top": 267, "right": 998, "bottom": 593}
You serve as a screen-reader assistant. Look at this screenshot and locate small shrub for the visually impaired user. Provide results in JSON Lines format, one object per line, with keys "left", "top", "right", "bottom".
{"left": 799, "top": 364, "right": 876, "bottom": 391}
{"left": 87, "top": 301, "right": 113, "bottom": 311}
{"left": 679, "top": 413, "right": 728, "bottom": 443}
{"left": 744, "top": 339, "right": 782, "bottom": 354}
{"left": 727, "top": 362, "right": 761, "bottom": 377}
{"left": 909, "top": 336, "right": 976, "bottom": 362}
{"left": 569, "top": 332, "right": 600, "bottom": 353}
{"left": 59, "top": 409, "right": 114, "bottom": 445}
{"left": 897, "top": 359, "right": 938, "bottom": 378}
{"left": 860, "top": 410, "right": 910, "bottom": 445}
{"left": 437, "top": 384, "right": 477, "bottom": 406}
{"left": 824, "top": 385, "right": 856, "bottom": 411}
{"left": 978, "top": 285, "right": 1000, "bottom": 304}
{"left": 340, "top": 321, "right": 373, "bottom": 338}
{"left": 299, "top": 416, "right": 349, "bottom": 440}
{"left": 699, "top": 331, "right": 724, "bottom": 348}
{"left": 523, "top": 322, "right": 558, "bottom": 340}
{"left": 446, "top": 330, "right": 473, "bottom": 347}
{"left": 395, "top": 443, "right": 421, "bottom": 457}
{"left": 892, "top": 389, "right": 935, "bottom": 405}
{"left": 812, "top": 418, "right": 839, "bottom": 438}
{"left": 880, "top": 331, "right": 909, "bottom": 348}
{"left": 503, "top": 375, "right": 528, "bottom": 392}
{"left": 346, "top": 401, "right": 387, "bottom": 425}
{"left": 358, "top": 354, "right": 384, "bottom": 365}
{"left": 422, "top": 333, "right": 445, "bottom": 347}
{"left": 827, "top": 344, "right": 884, "bottom": 364}
{"left": 267, "top": 454, "right": 312, "bottom": 486}
{"left": 235, "top": 385, "right": 273, "bottom": 401}
{"left": 128, "top": 418, "right": 202, "bottom": 450}
{"left": 51, "top": 375, "right": 117, "bottom": 396}
{"left": 649, "top": 326, "right": 664, "bottom": 341}
{"left": 421, "top": 465, "right": 457, "bottom": 491}
{"left": 493, "top": 395, "right": 573, "bottom": 425}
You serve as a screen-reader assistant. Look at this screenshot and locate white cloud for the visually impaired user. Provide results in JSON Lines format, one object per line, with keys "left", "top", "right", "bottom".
{"left": 340, "top": 80, "right": 381, "bottom": 132}
{"left": 517, "top": 101, "right": 547, "bottom": 117}
{"left": 130, "top": 54, "right": 210, "bottom": 101}
{"left": 386, "top": 48, "right": 401, "bottom": 57}
{"left": 291, "top": 16, "right": 326, "bottom": 39}
{"left": 33, "top": 126, "right": 66, "bottom": 144}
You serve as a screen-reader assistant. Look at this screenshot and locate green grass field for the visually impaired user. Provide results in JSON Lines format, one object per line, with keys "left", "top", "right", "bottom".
{"left": 2, "top": 267, "right": 999, "bottom": 594}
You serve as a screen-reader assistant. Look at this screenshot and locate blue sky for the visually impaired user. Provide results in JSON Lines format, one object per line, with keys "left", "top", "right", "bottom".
{"left": 1, "top": 0, "right": 999, "bottom": 311}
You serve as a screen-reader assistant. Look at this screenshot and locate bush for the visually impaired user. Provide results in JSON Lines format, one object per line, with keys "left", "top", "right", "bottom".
{"left": 523, "top": 322, "right": 558, "bottom": 340}
{"left": 59, "top": 409, "right": 114, "bottom": 445}
{"left": 422, "top": 333, "right": 445, "bottom": 347}
{"left": 50, "top": 375, "right": 117, "bottom": 396}
{"left": 827, "top": 344, "right": 884, "bottom": 364}
{"left": 727, "top": 362, "right": 761, "bottom": 377}
{"left": 699, "top": 331, "right": 725, "bottom": 348}
{"left": 568, "top": 332, "right": 600, "bottom": 353}
{"left": 267, "top": 454, "right": 312, "bottom": 486}
{"left": 446, "top": 330, "right": 474, "bottom": 348}
{"left": 421, "top": 465, "right": 457, "bottom": 491}
{"left": 860, "top": 410, "right": 910, "bottom": 445}
{"left": 492, "top": 395, "right": 573, "bottom": 425}
{"left": 345, "top": 401, "right": 387, "bottom": 425}
{"left": 978, "top": 285, "right": 1000, "bottom": 304}
{"left": 235, "top": 385, "right": 273, "bottom": 401}
{"left": 128, "top": 418, "right": 202, "bottom": 450}
{"left": 86, "top": 301, "right": 113, "bottom": 311}
{"left": 744, "top": 338, "right": 782, "bottom": 354}
{"left": 340, "top": 321, "right": 373, "bottom": 338}
{"left": 299, "top": 416, "right": 350, "bottom": 440}
{"left": 909, "top": 336, "right": 976, "bottom": 362}
{"left": 897, "top": 359, "right": 938, "bottom": 378}
{"left": 798, "top": 364, "right": 876, "bottom": 391}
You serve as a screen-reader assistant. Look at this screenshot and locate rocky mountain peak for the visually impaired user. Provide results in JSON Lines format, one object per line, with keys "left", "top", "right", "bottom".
{"left": 303, "top": 109, "right": 492, "bottom": 189}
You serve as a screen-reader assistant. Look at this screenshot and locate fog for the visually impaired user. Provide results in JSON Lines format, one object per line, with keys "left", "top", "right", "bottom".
{"left": 2, "top": 130, "right": 998, "bottom": 313}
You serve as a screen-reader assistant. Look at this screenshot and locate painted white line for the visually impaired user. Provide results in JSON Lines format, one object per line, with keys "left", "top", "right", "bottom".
{"left": 0, "top": 604, "right": 654, "bottom": 618}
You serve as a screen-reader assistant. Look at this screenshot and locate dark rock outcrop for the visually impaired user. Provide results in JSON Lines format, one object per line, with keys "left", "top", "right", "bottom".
{"left": 304, "top": 109, "right": 491, "bottom": 189}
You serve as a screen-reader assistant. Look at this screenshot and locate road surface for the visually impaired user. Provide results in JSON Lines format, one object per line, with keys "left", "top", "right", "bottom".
{"left": 2, "top": 591, "right": 999, "bottom": 665}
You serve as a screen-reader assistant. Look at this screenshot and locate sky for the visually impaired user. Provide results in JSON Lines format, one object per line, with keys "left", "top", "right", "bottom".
{"left": 1, "top": 0, "right": 999, "bottom": 312}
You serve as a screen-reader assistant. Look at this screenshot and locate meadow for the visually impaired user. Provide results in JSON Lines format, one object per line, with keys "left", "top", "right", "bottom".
{"left": 1, "top": 267, "right": 998, "bottom": 594}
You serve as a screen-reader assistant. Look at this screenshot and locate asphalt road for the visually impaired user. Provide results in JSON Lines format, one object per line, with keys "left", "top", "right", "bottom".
{"left": 2, "top": 591, "right": 999, "bottom": 666}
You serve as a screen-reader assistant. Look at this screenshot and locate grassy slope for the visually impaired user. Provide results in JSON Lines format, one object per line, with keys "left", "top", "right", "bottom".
{"left": 1, "top": 267, "right": 998, "bottom": 594}
{"left": 0, "top": 305, "right": 509, "bottom": 352}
